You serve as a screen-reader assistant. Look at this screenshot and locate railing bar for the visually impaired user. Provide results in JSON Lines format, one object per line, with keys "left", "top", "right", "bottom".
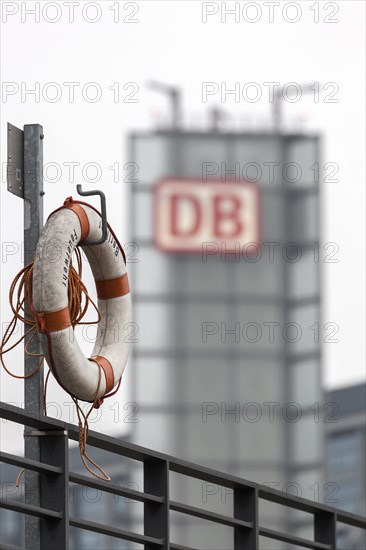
{"left": 69, "top": 516, "right": 163, "bottom": 546}
{"left": 259, "top": 485, "right": 366, "bottom": 524}
{"left": 0, "top": 498, "right": 62, "bottom": 520}
{"left": 0, "top": 402, "right": 162, "bottom": 463}
{"left": 234, "top": 486, "right": 258, "bottom": 549}
{"left": 259, "top": 526, "right": 331, "bottom": 550}
{"left": 69, "top": 472, "right": 163, "bottom": 504}
{"left": 0, "top": 451, "right": 62, "bottom": 475}
{"left": 336, "top": 511, "right": 366, "bottom": 529}
{"left": 169, "top": 460, "right": 257, "bottom": 491}
{"left": 0, "top": 403, "right": 257, "bottom": 488}
{"left": 170, "top": 500, "right": 252, "bottom": 529}
{"left": 170, "top": 543, "right": 198, "bottom": 550}
{"left": 0, "top": 544, "right": 28, "bottom": 550}
{"left": 144, "top": 459, "right": 169, "bottom": 550}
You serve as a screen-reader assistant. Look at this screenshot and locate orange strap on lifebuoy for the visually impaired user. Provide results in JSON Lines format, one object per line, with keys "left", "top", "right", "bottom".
{"left": 95, "top": 274, "right": 130, "bottom": 300}
{"left": 89, "top": 355, "right": 114, "bottom": 394}
{"left": 36, "top": 306, "right": 72, "bottom": 333}
{"left": 63, "top": 197, "right": 90, "bottom": 242}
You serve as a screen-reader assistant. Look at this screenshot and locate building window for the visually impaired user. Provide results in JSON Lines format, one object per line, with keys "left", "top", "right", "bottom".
{"left": 327, "top": 431, "right": 363, "bottom": 474}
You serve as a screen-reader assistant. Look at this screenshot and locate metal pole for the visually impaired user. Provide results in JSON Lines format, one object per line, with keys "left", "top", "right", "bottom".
{"left": 273, "top": 89, "right": 282, "bottom": 132}
{"left": 234, "top": 486, "right": 259, "bottom": 549}
{"left": 40, "top": 430, "right": 69, "bottom": 549}
{"left": 147, "top": 80, "right": 181, "bottom": 130}
{"left": 171, "top": 88, "right": 181, "bottom": 130}
{"left": 210, "top": 107, "right": 223, "bottom": 132}
{"left": 23, "top": 124, "right": 44, "bottom": 550}
{"left": 144, "top": 459, "right": 170, "bottom": 550}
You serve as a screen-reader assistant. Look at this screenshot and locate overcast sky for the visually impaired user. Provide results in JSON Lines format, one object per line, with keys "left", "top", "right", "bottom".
{"left": 0, "top": 1, "right": 365, "bottom": 452}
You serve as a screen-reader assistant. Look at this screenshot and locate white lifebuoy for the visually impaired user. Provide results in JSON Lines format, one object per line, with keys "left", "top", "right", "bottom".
{"left": 32, "top": 197, "right": 131, "bottom": 404}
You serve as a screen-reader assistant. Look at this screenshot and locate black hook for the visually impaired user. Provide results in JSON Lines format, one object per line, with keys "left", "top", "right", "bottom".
{"left": 76, "top": 184, "right": 107, "bottom": 246}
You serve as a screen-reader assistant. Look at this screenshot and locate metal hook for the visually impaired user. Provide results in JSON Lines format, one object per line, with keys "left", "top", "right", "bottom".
{"left": 76, "top": 184, "right": 107, "bottom": 246}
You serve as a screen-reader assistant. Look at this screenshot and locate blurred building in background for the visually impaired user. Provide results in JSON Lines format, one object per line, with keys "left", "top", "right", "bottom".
{"left": 129, "top": 113, "right": 325, "bottom": 548}
{"left": 325, "top": 383, "right": 366, "bottom": 549}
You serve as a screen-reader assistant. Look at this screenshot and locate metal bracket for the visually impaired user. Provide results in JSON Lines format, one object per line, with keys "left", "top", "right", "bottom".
{"left": 7, "top": 123, "right": 24, "bottom": 198}
{"left": 76, "top": 184, "right": 107, "bottom": 245}
{"left": 24, "top": 430, "right": 68, "bottom": 437}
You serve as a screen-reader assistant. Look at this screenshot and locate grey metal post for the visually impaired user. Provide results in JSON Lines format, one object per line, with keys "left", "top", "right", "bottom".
{"left": 234, "top": 486, "right": 259, "bottom": 550}
{"left": 23, "top": 124, "right": 44, "bottom": 550}
{"left": 144, "top": 459, "right": 170, "bottom": 550}
{"left": 314, "top": 511, "right": 337, "bottom": 549}
{"left": 40, "top": 430, "right": 69, "bottom": 549}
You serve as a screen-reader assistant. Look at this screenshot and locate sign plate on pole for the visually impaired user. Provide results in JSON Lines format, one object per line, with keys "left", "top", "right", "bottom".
{"left": 7, "top": 123, "right": 24, "bottom": 198}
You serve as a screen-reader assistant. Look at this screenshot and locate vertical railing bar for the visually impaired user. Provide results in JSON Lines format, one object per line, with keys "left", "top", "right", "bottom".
{"left": 234, "top": 486, "right": 259, "bottom": 550}
{"left": 39, "top": 430, "right": 69, "bottom": 549}
{"left": 314, "top": 510, "right": 337, "bottom": 550}
{"left": 144, "top": 459, "right": 170, "bottom": 550}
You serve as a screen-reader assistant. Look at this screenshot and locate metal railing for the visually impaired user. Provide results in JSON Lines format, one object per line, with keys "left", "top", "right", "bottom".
{"left": 1, "top": 401, "right": 365, "bottom": 550}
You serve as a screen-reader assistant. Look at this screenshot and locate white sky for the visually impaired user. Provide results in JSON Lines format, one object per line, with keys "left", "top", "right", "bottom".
{"left": 0, "top": 1, "right": 365, "bottom": 453}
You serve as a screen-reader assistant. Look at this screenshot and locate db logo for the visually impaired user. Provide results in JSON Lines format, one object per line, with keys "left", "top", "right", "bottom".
{"left": 154, "top": 179, "right": 261, "bottom": 253}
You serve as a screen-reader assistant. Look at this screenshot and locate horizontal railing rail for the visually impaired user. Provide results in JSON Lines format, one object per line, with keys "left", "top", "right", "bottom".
{"left": 1, "top": 401, "right": 365, "bottom": 550}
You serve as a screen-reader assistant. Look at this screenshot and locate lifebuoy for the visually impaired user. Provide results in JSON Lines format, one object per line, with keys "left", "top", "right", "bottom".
{"left": 32, "top": 197, "right": 131, "bottom": 404}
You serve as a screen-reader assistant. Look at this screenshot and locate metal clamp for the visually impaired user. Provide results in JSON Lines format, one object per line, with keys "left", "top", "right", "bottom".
{"left": 76, "top": 184, "right": 107, "bottom": 245}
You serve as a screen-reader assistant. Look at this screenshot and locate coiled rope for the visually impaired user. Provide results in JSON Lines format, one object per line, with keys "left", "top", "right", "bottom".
{"left": 0, "top": 247, "right": 112, "bottom": 482}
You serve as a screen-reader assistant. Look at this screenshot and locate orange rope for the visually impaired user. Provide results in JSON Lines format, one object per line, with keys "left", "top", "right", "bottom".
{"left": 1, "top": 248, "right": 110, "bottom": 482}
{"left": 72, "top": 366, "right": 111, "bottom": 482}
{"left": 0, "top": 251, "right": 100, "bottom": 379}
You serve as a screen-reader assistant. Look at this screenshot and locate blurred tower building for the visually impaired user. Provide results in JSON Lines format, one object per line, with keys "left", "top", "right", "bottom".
{"left": 325, "top": 383, "right": 366, "bottom": 549}
{"left": 129, "top": 118, "right": 324, "bottom": 548}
